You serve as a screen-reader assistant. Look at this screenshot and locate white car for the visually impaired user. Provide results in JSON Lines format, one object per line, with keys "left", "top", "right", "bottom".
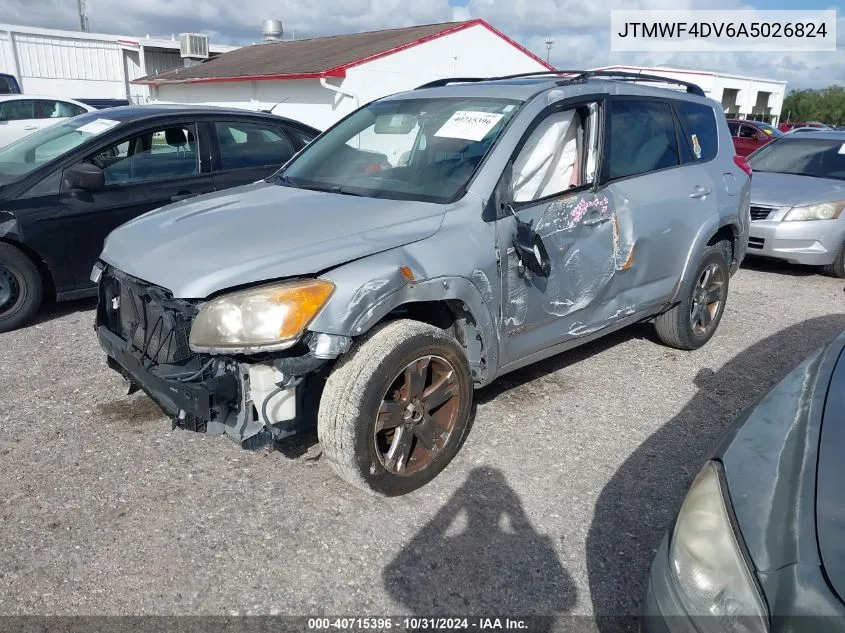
{"left": 0, "top": 95, "right": 95, "bottom": 148}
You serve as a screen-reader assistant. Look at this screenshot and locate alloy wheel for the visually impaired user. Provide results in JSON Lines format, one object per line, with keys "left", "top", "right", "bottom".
{"left": 374, "top": 355, "right": 462, "bottom": 476}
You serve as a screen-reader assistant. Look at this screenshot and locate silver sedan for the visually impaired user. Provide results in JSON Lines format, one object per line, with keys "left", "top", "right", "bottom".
{"left": 746, "top": 131, "right": 845, "bottom": 277}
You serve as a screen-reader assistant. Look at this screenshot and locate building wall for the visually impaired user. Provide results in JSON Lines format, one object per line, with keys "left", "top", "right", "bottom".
{"left": 0, "top": 29, "right": 128, "bottom": 98}
{"left": 153, "top": 23, "right": 551, "bottom": 130}
{"left": 0, "top": 24, "right": 234, "bottom": 102}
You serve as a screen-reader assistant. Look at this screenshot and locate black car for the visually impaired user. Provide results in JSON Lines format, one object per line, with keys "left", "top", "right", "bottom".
{"left": 0, "top": 105, "right": 318, "bottom": 332}
{"left": 643, "top": 327, "right": 845, "bottom": 631}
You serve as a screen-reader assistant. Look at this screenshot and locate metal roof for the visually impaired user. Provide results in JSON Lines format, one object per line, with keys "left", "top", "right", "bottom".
{"left": 133, "top": 19, "right": 554, "bottom": 86}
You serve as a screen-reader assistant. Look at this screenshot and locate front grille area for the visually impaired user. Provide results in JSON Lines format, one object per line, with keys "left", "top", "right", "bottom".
{"left": 748, "top": 236, "right": 765, "bottom": 250}
{"left": 100, "top": 269, "right": 199, "bottom": 368}
{"left": 750, "top": 205, "right": 775, "bottom": 221}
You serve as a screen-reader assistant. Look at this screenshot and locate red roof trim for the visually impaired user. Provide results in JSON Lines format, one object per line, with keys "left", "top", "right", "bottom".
{"left": 473, "top": 20, "right": 556, "bottom": 71}
{"left": 134, "top": 19, "right": 553, "bottom": 86}
{"left": 322, "top": 19, "right": 554, "bottom": 75}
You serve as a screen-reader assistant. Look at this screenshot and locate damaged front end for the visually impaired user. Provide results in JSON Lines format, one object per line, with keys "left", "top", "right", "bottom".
{"left": 94, "top": 266, "right": 349, "bottom": 450}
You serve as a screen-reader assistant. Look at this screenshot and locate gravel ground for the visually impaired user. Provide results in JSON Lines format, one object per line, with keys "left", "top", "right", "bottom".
{"left": 1, "top": 258, "right": 843, "bottom": 627}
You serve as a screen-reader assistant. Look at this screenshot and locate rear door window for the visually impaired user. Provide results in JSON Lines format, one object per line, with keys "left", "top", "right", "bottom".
{"left": 214, "top": 121, "right": 297, "bottom": 171}
{"left": 674, "top": 101, "right": 719, "bottom": 162}
{"left": 606, "top": 100, "right": 681, "bottom": 181}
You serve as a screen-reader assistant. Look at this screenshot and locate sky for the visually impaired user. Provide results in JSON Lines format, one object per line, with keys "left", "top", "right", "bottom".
{"left": 4, "top": 0, "right": 844, "bottom": 90}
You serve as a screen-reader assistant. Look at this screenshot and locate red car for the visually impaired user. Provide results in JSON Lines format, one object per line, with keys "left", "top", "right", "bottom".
{"left": 727, "top": 119, "right": 783, "bottom": 156}
{"left": 778, "top": 120, "right": 829, "bottom": 133}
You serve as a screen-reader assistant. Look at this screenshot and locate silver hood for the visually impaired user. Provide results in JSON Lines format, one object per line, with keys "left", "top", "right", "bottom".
{"left": 750, "top": 171, "right": 845, "bottom": 207}
{"left": 100, "top": 181, "right": 446, "bottom": 298}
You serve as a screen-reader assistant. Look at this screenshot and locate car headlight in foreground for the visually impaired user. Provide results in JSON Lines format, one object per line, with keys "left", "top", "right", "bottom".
{"left": 669, "top": 460, "right": 769, "bottom": 632}
{"left": 783, "top": 201, "right": 843, "bottom": 222}
{"left": 189, "top": 279, "right": 334, "bottom": 353}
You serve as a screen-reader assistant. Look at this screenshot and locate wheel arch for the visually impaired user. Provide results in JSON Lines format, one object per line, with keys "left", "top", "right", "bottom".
{"left": 0, "top": 236, "right": 56, "bottom": 300}
{"left": 669, "top": 217, "right": 738, "bottom": 305}
{"left": 310, "top": 267, "right": 500, "bottom": 387}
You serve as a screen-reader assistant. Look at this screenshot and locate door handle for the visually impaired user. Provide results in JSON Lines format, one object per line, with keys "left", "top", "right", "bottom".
{"left": 690, "top": 185, "right": 711, "bottom": 199}
{"left": 171, "top": 192, "right": 196, "bottom": 202}
{"left": 584, "top": 215, "right": 611, "bottom": 227}
{"left": 23, "top": 125, "right": 38, "bottom": 130}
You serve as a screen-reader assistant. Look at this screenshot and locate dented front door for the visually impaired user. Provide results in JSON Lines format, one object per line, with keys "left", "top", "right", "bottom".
{"left": 497, "top": 188, "right": 628, "bottom": 365}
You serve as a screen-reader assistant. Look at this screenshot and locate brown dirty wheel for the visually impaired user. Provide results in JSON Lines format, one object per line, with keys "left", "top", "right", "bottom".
{"left": 318, "top": 319, "right": 473, "bottom": 496}
{"left": 654, "top": 240, "right": 730, "bottom": 351}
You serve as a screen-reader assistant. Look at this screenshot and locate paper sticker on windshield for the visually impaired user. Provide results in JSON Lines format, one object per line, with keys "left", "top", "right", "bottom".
{"left": 691, "top": 133, "right": 702, "bottom": 159}
{"left": 76, "top": 119, "right": 121, "bottom": 135}
{"left": 838, "top": 143, "right": 845, "bottom": 155}
{"left": 435, "top": 111, "right": 504, "bottom": 142}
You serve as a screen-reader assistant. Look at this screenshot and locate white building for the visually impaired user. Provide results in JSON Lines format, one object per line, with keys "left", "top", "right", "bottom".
{"left": 0, "top": 23, "right": 236, "bottom": 103}
{"left": 593, "top": 65, "right": 787, "bottom": 124}
{"left": 138, "top": 20, "right": 554, "bottom": 131}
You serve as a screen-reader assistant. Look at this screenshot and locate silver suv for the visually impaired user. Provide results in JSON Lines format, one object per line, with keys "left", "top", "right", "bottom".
{"left": 93, "top": 71, "right": 751, "bottom": 496}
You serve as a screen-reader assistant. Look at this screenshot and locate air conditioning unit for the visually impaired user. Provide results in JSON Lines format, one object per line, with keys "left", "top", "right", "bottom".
{"left": 179, "top": 33, "right": 209, "bottom": 60}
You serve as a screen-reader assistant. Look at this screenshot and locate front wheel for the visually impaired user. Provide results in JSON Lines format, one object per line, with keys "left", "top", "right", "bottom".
{"left": 318, "top": 319, "right": 473, "bottom": 496}
{"left": 0, "top": 243, "right": 43, "bottom": 333}
{"left": 654, "top": 241, "right": 730, "bottom": 350}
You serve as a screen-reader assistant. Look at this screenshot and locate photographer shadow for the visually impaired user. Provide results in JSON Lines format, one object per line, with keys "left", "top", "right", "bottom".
{"left": 383, "top": 467, "right": 576, "bottom": 632}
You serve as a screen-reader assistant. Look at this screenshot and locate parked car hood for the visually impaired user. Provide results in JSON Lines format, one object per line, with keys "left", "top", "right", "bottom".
{"left": 713, "top": 330, "right": 845, "bottom": 575}
{"left": 750, "top": 171, "right": 845, "bottom": 207}
{"left": 99, "top": 181, "right": 446, "bottom": 299}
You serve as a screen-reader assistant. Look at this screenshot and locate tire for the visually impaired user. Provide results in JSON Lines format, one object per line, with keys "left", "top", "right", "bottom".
{"left": 822, "top": 238, "right": 845, "bottom": 278}
{"left": 0, "top": 243, "right": 43, "bottom": 333}
{"left": 654, "top": 240, "right": 730, "bottom": 351}
{"left": 318, "top": 319, "right": 473, "bottom": 496}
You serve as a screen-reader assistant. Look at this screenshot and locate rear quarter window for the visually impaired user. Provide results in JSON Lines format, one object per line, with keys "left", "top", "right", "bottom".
{"left": 675, "top": 101, "right": 718, "bottom": 162}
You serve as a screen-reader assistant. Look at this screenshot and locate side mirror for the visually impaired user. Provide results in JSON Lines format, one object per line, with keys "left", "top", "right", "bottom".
{"left": 513, "top": 212, "right": 551, "bottom": 278}
{"left": 64, "top": 162, "right": 104, "bottom": 191}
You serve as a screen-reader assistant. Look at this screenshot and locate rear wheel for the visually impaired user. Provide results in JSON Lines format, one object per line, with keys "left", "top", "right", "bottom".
{"left": 318, "top": 319, "right": 473, "bottom": 496}
{"left": 0, "top": 243, "right": 43, "bottom": 333}
{"left": 822, "top": 238, "right": 845, "bottom": 278}
{"left": 655, "top": 241, "right": 730, "bottom": 350}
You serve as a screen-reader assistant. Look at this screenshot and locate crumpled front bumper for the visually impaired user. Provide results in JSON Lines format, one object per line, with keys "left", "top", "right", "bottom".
{"left": 98, "top": 325, "right": 238, "bottom": 428}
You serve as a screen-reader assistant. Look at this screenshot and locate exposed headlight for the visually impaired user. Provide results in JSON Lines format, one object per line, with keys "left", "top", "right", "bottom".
{"left": 783, "top": 201, "right": 843, "bottom": 221}
{"left": 189, "top": 279, "right": 334, "bottom": 353}
{"left": 670, "top": 461, "right": 768, "bottom": 632}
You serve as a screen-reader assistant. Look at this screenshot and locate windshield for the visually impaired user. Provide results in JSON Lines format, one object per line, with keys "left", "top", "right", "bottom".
{"left": 749, "top": 137, "right": 845, "bottom": 180}
{"left": 278, "top": 97, "right": 522, "bottom": 203}
{"left": 755, "top": 122, "right": 783, "bottom": 137}
{"left": 0, "top": 115, "right": 122, "bottom": 179}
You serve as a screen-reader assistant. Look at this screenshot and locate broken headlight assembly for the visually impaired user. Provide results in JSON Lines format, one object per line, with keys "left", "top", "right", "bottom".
{"left": 189, "top": 279, "right": 334, "bottom": 354}
{"left": 669, "top": 460, "right": 768, "bottom": 633}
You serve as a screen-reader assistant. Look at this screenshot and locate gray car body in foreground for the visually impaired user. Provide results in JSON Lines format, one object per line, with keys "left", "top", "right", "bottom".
{"left": 643, "top": 328, "right": 845, "bottom": 631}
{"left": 747, "top": 131, "right": 845, "bottom": 267}
{"left": 93, "top": 74, "right": 750, "bottom": 492}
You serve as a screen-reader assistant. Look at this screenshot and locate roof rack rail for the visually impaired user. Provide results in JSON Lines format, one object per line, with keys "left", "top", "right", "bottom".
{"left": 586, "top": 70, "right": 706, "bottom": 97}
{"left": 414, "top": 70, "right": 588, "bottom": 90}
{"left": 414, "top": 69, "right": 706, "bottom": 97}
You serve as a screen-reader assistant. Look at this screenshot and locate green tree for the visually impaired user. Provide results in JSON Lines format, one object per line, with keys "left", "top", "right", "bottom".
{"left": 782, "top": 86, "right": 845, "bottom": 125}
